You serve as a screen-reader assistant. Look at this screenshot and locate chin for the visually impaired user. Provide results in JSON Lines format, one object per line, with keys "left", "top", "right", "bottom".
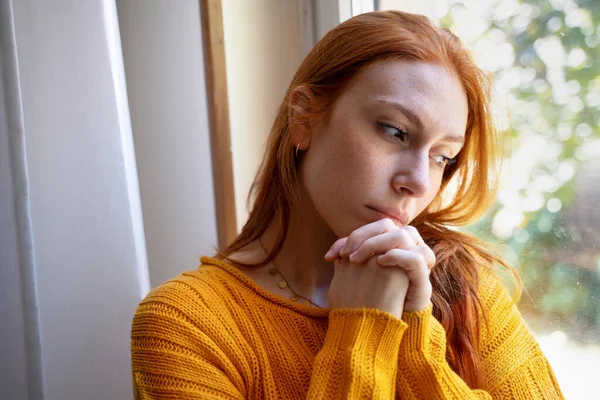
{"left": 326, "top": 218, "right": 362, "bottom": 239}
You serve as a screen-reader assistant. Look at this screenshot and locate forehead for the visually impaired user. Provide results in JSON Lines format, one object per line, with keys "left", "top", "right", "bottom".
{"left": 342, "top": 60, "right": 469, "bottom": 137}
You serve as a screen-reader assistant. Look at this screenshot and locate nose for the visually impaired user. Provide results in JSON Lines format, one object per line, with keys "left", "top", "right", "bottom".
{"left": 392, "top": 152, "right": 431, "bottom": 198}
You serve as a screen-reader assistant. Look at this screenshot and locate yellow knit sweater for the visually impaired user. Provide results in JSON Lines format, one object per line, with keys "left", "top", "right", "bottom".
{"left": 131, "top": 256, "right": 564, "bottom": 399}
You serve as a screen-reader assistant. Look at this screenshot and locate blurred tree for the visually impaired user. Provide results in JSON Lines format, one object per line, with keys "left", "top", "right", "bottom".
{"left": 441, "top": 0, "right": 600, "bottom": 343}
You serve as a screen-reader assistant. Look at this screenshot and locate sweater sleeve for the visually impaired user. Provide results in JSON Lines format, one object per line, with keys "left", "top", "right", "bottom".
{"left": 394, "top": 269, "right": 564, "bottom": 399}
{"left": 307, "top": 308, "right": 408, "bottom": 399}
{"left": 132, "top": 280, "right": 408, "bottom": 399}
{"left": 131, "top": 283, "right": 246, "bottom": 400}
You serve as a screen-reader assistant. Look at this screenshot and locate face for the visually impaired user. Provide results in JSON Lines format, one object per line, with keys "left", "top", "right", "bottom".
{"left": 298, "top": 60, "right": 469, "bottom": 237}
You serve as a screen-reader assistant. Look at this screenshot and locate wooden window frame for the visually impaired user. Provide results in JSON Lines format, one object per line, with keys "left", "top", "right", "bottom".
{"left": 199, "top": 0, "right": 237, "bottom": 249}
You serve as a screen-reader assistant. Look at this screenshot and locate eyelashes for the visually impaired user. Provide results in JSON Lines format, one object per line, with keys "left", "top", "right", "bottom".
{"left": 431, "top": 155, "right": 455, "bottom": 168}
{"left": 377, "top": 122, "right": 408, "bottom": 144}
{"left": 376, "top": 121, "right": 458, "bottom": 169}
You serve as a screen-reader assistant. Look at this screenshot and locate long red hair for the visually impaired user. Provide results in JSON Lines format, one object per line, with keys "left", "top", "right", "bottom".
{"left": 219, "top": 10, "right": 518, "bottom": 388}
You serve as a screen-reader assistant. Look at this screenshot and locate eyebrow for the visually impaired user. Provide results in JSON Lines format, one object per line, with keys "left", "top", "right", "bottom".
{"left": 377, "top": 99, "right": 424, "bottom": 132}
{"left": 375, "top": 99, "right": 465, "bottom": 144}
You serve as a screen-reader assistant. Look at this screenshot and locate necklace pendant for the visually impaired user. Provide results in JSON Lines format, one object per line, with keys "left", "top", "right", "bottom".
{"left": 291, "top": 294, "right": 300, "bottom": 301}
{"left": 278, "top": 280, "right": 288, "bottom": 289}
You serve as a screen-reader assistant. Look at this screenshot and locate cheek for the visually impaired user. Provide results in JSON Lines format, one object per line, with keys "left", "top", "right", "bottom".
{"left": 306, "top": 117, "right": 398, "bottom": 200}
{"left": 416, "top": 176, "right": 444, "bottom": 212}
{"left": 302, "top": 117, "right": 382, "bottom": 206}
{"left": 310, "top": 116, "right": 369, "bottom": 173}
{"left": 325, "top": 122, "right": 385, "bottom": 191}
{"left": 302, "top": 146, "right": 350, "bottom": 198}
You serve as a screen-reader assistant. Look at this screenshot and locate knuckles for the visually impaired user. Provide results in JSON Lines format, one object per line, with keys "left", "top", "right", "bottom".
{"left": 334, "top": 222, "right": 435, "bottom": 270}
{"left": 405, "top": 225, "right": 419, "bottom": 237}
{"left": 381, "top": 218, "right": 398, "bottom": 231}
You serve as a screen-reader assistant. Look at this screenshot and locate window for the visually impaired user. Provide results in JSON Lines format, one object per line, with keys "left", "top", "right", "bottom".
{"left": 359, "top": 1, "right": 599, "bottom": 397}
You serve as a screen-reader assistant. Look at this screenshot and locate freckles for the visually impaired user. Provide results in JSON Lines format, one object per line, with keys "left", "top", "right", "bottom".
{"left": 335, "top": 125, "right": 391, "bottom": 185}
{"left": 345, "top": 146, "right": 387, "bottom": 190}
{"left": 326, "top": 103, "right": 384, "bottom": 184}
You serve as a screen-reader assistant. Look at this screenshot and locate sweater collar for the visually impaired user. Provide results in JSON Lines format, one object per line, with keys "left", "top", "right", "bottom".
{"left": 200, "top": 256, "right": 331, "bottom": 318}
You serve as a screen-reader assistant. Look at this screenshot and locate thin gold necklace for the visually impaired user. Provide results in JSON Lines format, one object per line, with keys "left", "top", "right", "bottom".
{"left": 268, "top": 266, "right": 322, "bottom": 307}
{"left": 259, "top": 241, "right": 322, "bottom": 308}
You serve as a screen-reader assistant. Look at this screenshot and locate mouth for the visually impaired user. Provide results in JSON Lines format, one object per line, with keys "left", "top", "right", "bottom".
{"left": 366, "top": 206, "right": 409, "bottom": 227}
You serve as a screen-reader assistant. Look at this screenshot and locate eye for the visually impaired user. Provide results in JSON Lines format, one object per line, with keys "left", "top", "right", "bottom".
{"left": 430, "top": 155, "right": 457, "bottom": 168}
{"left": 377, "top": 122, "right": 408, "bottom": 144}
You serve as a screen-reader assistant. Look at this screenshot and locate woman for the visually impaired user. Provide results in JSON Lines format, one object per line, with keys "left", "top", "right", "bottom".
{"left": 131, "top": 11, "right": 564, "bottom": 399}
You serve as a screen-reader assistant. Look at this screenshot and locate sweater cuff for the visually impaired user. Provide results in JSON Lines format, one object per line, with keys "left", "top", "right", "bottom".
{"left": 308, "top": 309, "right": 408, "bottom": 398}
{"left": 401, "top": 303, "right": 447, "bottom": 363}
{"left": 324, "top": 308, "right": 408, "bottom": 374}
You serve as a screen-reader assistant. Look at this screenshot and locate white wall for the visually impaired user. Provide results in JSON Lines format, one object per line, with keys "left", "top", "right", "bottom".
{"left": 10, "top": 1, "right": 149, "bottom": 399}
{"left": 117, "top": 0, "right": 218, "bottom": 288}
{"left": 222, "top": 0, "right": 305, "bottom": 230}
{"left": 0, "top": 38, "right": 29, "bottom": 399}
{"left": 0, "top": 1, "right": 325, "bottom": 397}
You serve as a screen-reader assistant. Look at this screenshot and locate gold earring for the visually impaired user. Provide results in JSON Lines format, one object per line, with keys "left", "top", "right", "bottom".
{"left": 295, "top": 144, "right": 300, "bottom": 158}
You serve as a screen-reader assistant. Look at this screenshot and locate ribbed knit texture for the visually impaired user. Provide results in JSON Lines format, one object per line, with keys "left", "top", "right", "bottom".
{"left": 131, "top": 257, "right": 564, "bottom": 399}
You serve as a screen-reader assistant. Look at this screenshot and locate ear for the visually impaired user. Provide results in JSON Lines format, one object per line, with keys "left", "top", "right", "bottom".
{"left": 288, "top": 85, "right": 315, "bottom": 150}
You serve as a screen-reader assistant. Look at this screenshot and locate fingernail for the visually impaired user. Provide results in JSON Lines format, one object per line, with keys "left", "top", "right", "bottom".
{"left": 349, "top": 251, "right": 357, "bottom": 260}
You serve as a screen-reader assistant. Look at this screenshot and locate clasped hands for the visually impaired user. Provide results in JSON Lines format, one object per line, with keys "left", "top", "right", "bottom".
{"left": 324, "top": 218, "right": 435, "bottom": 318}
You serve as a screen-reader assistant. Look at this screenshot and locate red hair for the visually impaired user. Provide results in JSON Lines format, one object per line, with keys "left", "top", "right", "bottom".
{"left": 219, "top": 10, "right": 519, "bottom": 388}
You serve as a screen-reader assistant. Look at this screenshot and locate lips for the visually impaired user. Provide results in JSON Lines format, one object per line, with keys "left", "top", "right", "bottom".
{"left": 366, "top": 206, "right": 409, "bottom": 227}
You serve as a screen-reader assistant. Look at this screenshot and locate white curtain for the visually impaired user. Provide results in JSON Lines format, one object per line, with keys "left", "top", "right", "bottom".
{"left": 0, "top": 1, "right": 44, "bottom": 399}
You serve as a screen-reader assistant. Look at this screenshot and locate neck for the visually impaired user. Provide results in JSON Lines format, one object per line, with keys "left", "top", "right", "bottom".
{"left": 261, "top": 190, "right": 337, "bottom": 307}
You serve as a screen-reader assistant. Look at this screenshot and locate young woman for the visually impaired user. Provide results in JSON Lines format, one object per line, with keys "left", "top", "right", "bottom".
{"left": 131, "top": 11, "right": 564, "bottom": 399}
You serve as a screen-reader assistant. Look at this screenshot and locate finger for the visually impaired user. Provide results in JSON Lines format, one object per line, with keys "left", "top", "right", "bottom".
{"left": 402, "top": 225, "right": 425, "bottom": 246}
{"left": 411, "top": 243, "right": 436, "bottom": 270}
{"left": 340, "top": 218, "right": 398, "bottom": 257}
{"left": 324, "top": 237, "right": 348, "bottom": 261}
{"left": 378, "top": 249, "right": 432, "bottom": 313}
{"left": 349, "top": 229, "right": 416, "bottom": 264}
{"left": 377, "top": 249, "right": 430, "bottom": 286}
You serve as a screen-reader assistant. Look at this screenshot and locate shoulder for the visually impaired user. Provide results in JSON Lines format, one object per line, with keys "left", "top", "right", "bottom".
{"left": 476, "top": 266, "right": 520, "bottom": 320}
{"left": 132, "top": 259, "right": 247, "bottom": 337}
{"left": 474, "top": 266, "right": 545, "bottom": 363}
{"left": 131, "top": 262, "right": 254, "bottom": 397}
{"left": 141, "top": 262, "right": 229, "bottom": 306}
